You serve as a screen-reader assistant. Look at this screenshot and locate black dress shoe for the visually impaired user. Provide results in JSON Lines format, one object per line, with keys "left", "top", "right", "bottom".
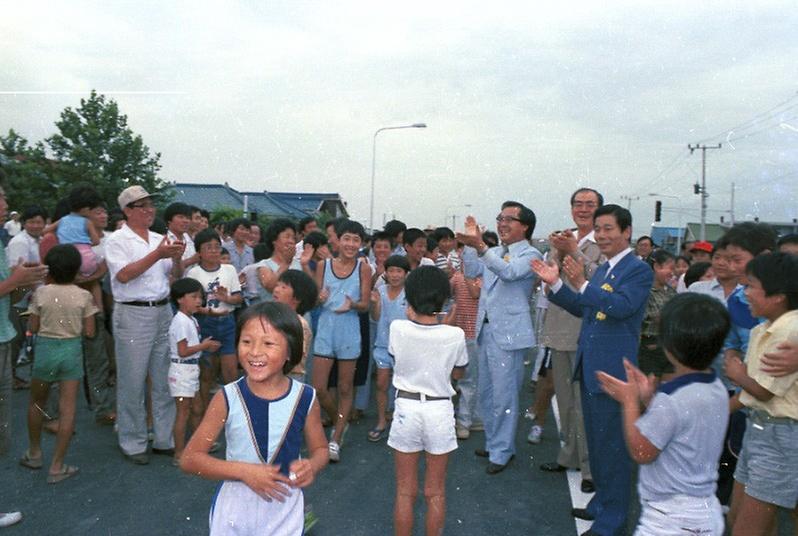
{"left": 124, "top": 452, "right": 149, "bottom": 465}
{"left": 486, "top": 455, "right": 514, "bottom": 475}
{"left": 474, "top": 448, "right": 489, "bottom": 458}
{"left": 580, "top": 479, "right": 595, "bottom": 493}
{"left": 571, "top": 507, "right": 595, "bottom": 521}
{"left": 152, "top": 448, "right": 175, "bottom": 456}
{"left": 539, "top": 461, "right": 568, "bottom": 472}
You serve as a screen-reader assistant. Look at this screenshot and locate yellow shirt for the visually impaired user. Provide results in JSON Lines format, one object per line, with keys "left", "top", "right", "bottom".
{"left": 740, "top": 310, "right": 798, "bottom": 419}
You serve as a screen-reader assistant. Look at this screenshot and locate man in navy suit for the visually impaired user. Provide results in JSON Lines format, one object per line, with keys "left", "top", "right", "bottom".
{"left": 532, "top": 204, "right": 653, "bottom": 536}
{"left": 459, "top": 201, "right": 542, "bottom": 474}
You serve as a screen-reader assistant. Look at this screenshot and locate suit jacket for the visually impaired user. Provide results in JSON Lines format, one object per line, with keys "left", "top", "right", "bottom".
{"left": 548, "top": 251, "right": 653, "bottom": 393}
{"left": 463, "top": 240, "right": 543, "bottom": 351}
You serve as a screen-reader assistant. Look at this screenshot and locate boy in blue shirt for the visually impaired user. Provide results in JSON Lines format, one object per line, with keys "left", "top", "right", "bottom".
{"left": 598, "top": 293, "right": 731, "bottom": 535}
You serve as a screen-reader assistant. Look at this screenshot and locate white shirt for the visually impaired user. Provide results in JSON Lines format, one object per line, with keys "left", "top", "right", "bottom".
{"left": 389, "top": 320, "right": 468, "bottom": 398}
{"left": 3, "top": 220, "right": 21, "bottom": 237}
{"left": 169, "top": 311, "right": 201, "bottom": 361}
{"left": 240, "top": 259, "right": 269, "bottom": 299}
{"left": 105, "top": 225, "right": 173, "bottom": 302}
{"left": 6, "top": 230, "right": 40, "bottom": 265}
{"left": 550, "top": 246, "right": 634, "bottom": 294}
{"left": 185, "top": 264, "right": 241, "bottom": 314}
{"left": 167, "top": 230, "right": 197, "bottom": 262}
{"left": 688, "top": 278, "right": 735, "bottom": 304}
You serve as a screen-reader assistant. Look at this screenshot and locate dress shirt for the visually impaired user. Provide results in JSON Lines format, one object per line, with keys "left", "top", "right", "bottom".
{"left": 6, "top": 230, "right": 40, "bottom": 264}
{"left": 105, "top": 225, "right": 173, "bottom": 302}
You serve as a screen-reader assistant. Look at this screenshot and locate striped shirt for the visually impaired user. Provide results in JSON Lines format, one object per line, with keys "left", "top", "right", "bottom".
{"left": 451, "top": 271, "right": 478, "bottom": 340}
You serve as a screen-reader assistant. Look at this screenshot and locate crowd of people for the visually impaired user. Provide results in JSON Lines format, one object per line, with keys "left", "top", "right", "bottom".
{"left": 0, "top": 182, "right": 797, "bottom": 535}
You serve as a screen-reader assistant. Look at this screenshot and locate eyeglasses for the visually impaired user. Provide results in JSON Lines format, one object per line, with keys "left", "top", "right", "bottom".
{"left": 129, "top": 201, "right": 155, "bottom": 209}
{"left": 495, "top": 215, "right": 522, "bottom": 224}
{"left": 571, "top": 201, "right": 598, "bottom": 209}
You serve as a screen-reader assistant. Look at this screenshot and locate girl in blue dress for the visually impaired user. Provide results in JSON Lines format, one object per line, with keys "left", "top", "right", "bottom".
{"left": 181, "top": 302, "right": 328, "bottom": 535}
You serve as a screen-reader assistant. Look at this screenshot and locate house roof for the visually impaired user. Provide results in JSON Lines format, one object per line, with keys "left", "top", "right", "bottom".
{"left": 170, "top": 182, "right": 346, "bottom": 219}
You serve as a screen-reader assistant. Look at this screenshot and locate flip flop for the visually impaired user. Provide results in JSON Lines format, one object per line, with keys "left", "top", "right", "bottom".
{"left": 367, "top": 427, "right": 387, "bottom": 442}
{"left": 47, "top": 464, "right": 79, "bottom": 484}
{"left": 19, "top": 450, "right": 43, "bottom": 470}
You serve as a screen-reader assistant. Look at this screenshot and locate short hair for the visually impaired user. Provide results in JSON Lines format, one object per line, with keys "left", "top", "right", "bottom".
{"left": 189, "top": 205, "right": 202, "bottom": 216}
{"left": 501, "top": 200, "right": 536, "bottom": 239}
{"left": 404, "top": 266, "right": 451, "bottom": 316}
{"left": 676, "top": 255, "right": 692, "bottom": 265}
{"left": 164, "top": 202, "right": 192, "bottom": 223}
{"left": 68, "top": 185, "right": 103, "bottom": 212}
{"left": 716, "top": 222, "right": 777, "bottom": 256}
{"left": 44, "top": 244, "right": 81, "bottom": 284}
{"left": 777, "top": 233, "right": 798, "bottom": 248}
{"left": 403, "top": 228, "right": 426, "bottom": 247}
{"left": 303, "top": 231, "right": 328, "bottom": 251}
{"left": 482, "top": 231, "right": 499, "bottom": 248}
{"left": 253, "top": 243, "right": 269, "bottom": 262}
{"left": 646, "top": 249, "right": 674, "bottom": 269}
{"left": 277, "top": 269, "right": 319, "bottom": 315}
{"left": 433, "top": 227, "right": 455, "bottom": 242}
{"left": 593, "top": 204, "right": 632, "bottom": 232}
{"left": 383, "top": 219, "right": 407, "bottom": 239}
{"left": 637, "top": 235, "right": 655, "bottom": 247}
{"left": 371, "top": 231, "right": 392, "bottom": 246}
{"left": 237, "top": 301, "right": 304, "bottom": 374}
{"left": 21, "top": 205, "right": 47, "bottom": 223}
{"left": 194, "top": 228, "right": 221, "bottom": 251}
{"left": 426, "top": 236, "right": 438, "bottom": 253}
{"left": 336, "top": 219, "right": 365, "bottom": 240}
{"left": 385, "top": 254, "right": 411, "bottom": 273}
{"left": 108, "top": 209, "right": 125, "bottom": 231}
{"left": 263, "top": 218, "right": 297, "bottom": 257}
{"left": 170, "top": 277, "right": 204, "bottom": 306}
{"left": 683, "top": 261, "right": 712, "bottom": 288}
{"left": 298, "top": 216, "right": 317, "bottom": 234}
{"left": 746, "top": 252, "right": 798, "bottom": 310}
{"left": 199, "top": 209, "right": 210, "bottom": 220}
{"left": 325, "top": 217, "right": 343, "bottom": 233}
{"left": 226, "top": 217, "right": 251, "bottom": 235}
{"left": 659, "top": 293, "right": 730, "bottom": 370}
{"left": 569, "top": 188, "right": 604, "bottom": 207}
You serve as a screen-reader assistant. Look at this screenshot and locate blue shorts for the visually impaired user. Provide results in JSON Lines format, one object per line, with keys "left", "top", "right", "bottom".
{"left": 196, "top": 314, "right": 236, "bottom": 362}
{"left": 372, "top": 346, "right": 393, "bottom": 370}
{"left": 313, "top": 310, "right": 360, "bottom": 360}
{"left": 734, "top": 412, "right": 798, "bottom": 509}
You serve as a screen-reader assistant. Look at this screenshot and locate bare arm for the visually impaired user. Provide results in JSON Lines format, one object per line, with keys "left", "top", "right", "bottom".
{"left": 287, "top": 399, "right": 328, "bottom": 488}
{"left": 86, "top": 218, "right": 101, "bottom": 246}
{"left": 28, "top": 314, "right": 40, "bottom": 334}
{"left": 177, "top": 337, "right": 219, "bottom": 357}
{"left": 725, "top": 354, "right": 775, "bottom": 402}
{"left": 257, "top": 265, "right": 280, "bottom": 294}
{"left": 352, "top": 262, "right": 372, "bottom": 313}
{"left": 83, "top": 313, "right": 96, "bottom": 338}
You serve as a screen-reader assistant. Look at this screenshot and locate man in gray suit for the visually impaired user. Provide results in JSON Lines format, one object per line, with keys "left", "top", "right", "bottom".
{"left": 459, "top": 201, "right": 542, "bottom": 474}
{"left": 537, "top": 188, "right": 603, "bottom": 493}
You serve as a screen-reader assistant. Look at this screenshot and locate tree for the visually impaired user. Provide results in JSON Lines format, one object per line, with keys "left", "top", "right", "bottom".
{"left": 0, "top": 130, "right": 62, "bottom": 212}
{"left": 46, "top": 90, "right": 172, "bottom": 209}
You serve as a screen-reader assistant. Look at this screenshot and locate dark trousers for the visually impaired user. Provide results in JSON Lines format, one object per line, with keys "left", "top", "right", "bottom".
{"left": 581, "top": 385, "right": 632, "bottom": 536}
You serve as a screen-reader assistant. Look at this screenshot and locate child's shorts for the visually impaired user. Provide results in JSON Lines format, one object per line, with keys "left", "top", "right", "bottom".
{"left": 31, "top": 336, "right": 83, "bottom": 382}
{"left": 168, "top": 360, "right": 200, "bottom": 398}
{"left": 313, "top": 311, "right": 360, "bottom": 360}
{"left": 634, "top": 494, "right": 723, "bottom": 536}
{"left": 74, "top": 243, "right": 99, "bottom": 278}
{"left": 196, "top": 314, "right": 236, "bottom": 362}
{"left": 372, "top": 346, "right": 393, "bottom": 369}
{"left": 387, "top": 397, "right": 457, "bottom": 455}
{"left": 733, "top": 411, "right": 798, "bottom": 509}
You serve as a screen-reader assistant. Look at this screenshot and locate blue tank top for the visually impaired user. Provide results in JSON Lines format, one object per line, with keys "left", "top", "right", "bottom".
{"left": 321, "top": 258, "right": 361, "bottom": 312}
{"left": 256, "top": 258, "right": 302, "bottom": 302}
{"left": 375, "top": 286, "right": 407, "bottom": 349}
{"left": 57, "top": 213, "right": 91, "bottom": 245}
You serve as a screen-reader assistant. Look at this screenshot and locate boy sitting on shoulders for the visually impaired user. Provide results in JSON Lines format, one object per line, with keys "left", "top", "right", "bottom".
{"left": 598, "top": 293, "right": 731, "bottom": 536}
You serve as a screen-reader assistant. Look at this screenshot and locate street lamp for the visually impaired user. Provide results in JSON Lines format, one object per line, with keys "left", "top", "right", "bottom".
{"left": 649, "top": 193, "right": 683, "bottom": 254}
{"left": 444, "top": 204, "right": 472, "bottom": 229}
{"left": 369, "top": 123, "right": 427, "bottom": 232}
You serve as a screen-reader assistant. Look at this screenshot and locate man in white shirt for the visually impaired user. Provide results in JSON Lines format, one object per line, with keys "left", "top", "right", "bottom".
{"left": 6, "top": 207, "right": 45, "bottom": 265}
{"left": 2, "top": 211, "right": 21, "bottom": 238}
{"left": 105, "top": 186, "right": 184, "bottom": 465}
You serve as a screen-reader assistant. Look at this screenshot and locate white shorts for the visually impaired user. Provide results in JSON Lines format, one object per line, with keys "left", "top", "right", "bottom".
{"left": 635, "top": 494, "right": 724, "bottom": 536}
{"left": 168, "top": 362, "right": 200, "bottom": 398}
{"left": 387, "top": 397, "right": 457, "bottom": 455}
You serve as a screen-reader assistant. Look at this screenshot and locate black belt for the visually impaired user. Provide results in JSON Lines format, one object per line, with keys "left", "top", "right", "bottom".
{"left": 120, "top": 298, "right": 169, "bottom": 307}
{"left": 396, "top": 389, "right": 450, "bottom": 401}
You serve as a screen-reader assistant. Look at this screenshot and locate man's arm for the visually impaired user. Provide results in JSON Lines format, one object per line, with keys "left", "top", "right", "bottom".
{"left": 480, "top": 247, "right": 540, "bottom": 282}
{"left": 761, "top": 341, "right": 798, "bottom": 377}
{"left": 577, "top": 262, "right": 653, "bottom": 320}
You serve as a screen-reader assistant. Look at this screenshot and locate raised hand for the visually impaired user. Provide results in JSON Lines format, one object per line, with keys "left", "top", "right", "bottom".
{"left": 561, "top": 255, "right": 586, "bottom": 288}
{"left": 318, "top": 286, "right": 330, "bottom": 303}
{"left": 202, "top": 337, "right": 222, "bottom": 353}
{"left": 724, "top": 352, "right": 747, "bottom": 385}
{"left": 300, "top": 243, "right": 314, "bottom": 266}
{"left": 530, "top": 258, "right": 560, "bottom": 285}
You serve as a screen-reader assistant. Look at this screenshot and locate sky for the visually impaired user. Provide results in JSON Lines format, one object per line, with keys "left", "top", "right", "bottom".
{"left": 2, "top": 1, "right": 797, "bottom": 236}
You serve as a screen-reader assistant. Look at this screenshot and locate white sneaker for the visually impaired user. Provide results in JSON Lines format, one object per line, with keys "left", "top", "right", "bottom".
{"left": 524, "top": 409, "right": 536, "bottom": 421}
{"left": 329, "top": 423, "right": 349, "bottom": 447}
{"left": 527, "top": 425, "right": 543, "bottom": 444}
{"left": 455, "top": 424, "right": 470, "bottom": 440}
{"left": 328, "top": 441, "right": 340, "bottom": 463}
{"left": 0, "top": 511, "right": 22, "bottom": 528}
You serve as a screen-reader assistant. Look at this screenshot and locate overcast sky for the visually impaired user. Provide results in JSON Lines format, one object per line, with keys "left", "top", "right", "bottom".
{"left": 2, "top": 1, "right": 797, "bottom": 236}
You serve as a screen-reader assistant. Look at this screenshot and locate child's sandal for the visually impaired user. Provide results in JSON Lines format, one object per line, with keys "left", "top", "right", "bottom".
{"left": 367, "top": 427, "right": 387, "bottom": 442}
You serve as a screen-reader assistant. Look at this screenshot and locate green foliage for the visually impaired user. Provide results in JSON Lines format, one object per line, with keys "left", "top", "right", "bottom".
{"left": 208, "top": 206, "right": 244, "bottom": 227}
{"left": 0, "top": 90, "right": 171, "bottom": 215}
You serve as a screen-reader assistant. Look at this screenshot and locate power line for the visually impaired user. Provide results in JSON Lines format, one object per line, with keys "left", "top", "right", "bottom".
{"left": 693, "top": 92, "right": 798, "bottom": 144}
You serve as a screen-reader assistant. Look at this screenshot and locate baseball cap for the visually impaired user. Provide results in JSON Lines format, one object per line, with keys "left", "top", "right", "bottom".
{"left": 690, "top": 240, "right": 713, "bottom": 254}
{"left": 118, "top": 185, "right": 157, "bottom": 209}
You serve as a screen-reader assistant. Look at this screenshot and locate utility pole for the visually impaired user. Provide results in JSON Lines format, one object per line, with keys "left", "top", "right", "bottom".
{"left": 730, "top": 182, "right": 735, "bottom": 225}
{"left": 620, "top": 195, "right": 639, "bottom": 211}
{"left": 688, "top": 143, "right": 722, "bottom": 241}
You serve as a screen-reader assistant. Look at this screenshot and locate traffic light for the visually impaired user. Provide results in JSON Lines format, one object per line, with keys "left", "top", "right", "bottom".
{"left": 654, "top": 201, "right": 662, "bottom": 222}
{"left": 693, "top": 183, "right": 701, "bottom": 195}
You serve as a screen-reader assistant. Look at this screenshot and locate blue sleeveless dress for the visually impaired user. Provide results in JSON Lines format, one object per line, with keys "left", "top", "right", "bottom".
{"left": 209, "top": 378, "right": 315, "bottom": 535}
{"left": 312, "top": 259, "right": 362, "bottom": 359}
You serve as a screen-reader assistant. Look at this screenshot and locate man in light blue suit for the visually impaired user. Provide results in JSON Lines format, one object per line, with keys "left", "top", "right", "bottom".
{"left": 533, "top": 204, "right": 653, "bottom": 536}
{"left": 459, "top": 201, "right": 542, "bottom": 474}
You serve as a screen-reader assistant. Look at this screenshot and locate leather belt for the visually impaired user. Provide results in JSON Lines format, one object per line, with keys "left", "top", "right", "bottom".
{"left": 171, "top": 358, "right": 199, "bottom": 365}
{"left": 396, "top": 389, "right": 450, "bottom": 402}
{"left": 120, "top": 298, "right": 169, "bottom": 307}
